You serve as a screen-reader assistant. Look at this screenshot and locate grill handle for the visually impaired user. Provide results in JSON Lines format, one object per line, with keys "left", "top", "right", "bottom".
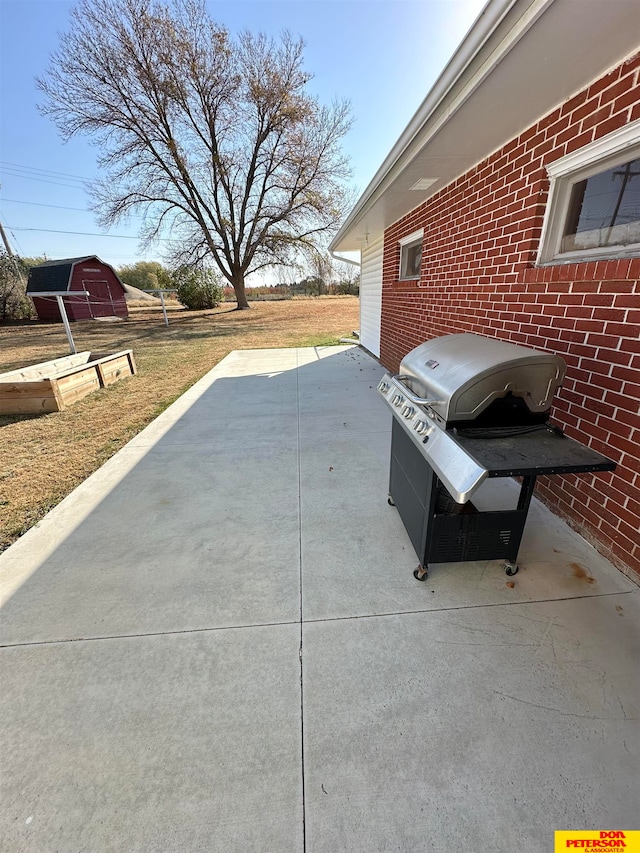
{"left": 393, "top": 374, "right": 443, "bottom": 407}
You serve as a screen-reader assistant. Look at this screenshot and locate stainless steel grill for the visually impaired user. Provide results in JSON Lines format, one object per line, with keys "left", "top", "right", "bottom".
{"left": 378, "top": 333, "right": 566, "bottom": 502}
{"left": 377, "top": 333, "right": 615, "bottom": 581}
{"left": 397, "top": 333, "right": 565, "bottom": 425}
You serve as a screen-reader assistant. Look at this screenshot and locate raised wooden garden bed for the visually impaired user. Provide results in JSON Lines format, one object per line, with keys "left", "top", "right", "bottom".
{"left": 0, "top": 350, "right": 137, "bottom": 414}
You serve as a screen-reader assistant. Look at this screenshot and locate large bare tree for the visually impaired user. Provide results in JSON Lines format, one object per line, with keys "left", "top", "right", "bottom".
{"left": 38, "top": 0, "right": 353, "bottom": 308}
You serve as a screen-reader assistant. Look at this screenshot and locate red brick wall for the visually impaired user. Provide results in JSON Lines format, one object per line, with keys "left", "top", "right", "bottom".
{"left": 379, "top": 52, "right": 640, "bottom": 578}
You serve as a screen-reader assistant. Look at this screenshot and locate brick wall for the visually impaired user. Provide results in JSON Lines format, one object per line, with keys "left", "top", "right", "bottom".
{"left": 379, "top": 52, "right": 640, "bottom": 578}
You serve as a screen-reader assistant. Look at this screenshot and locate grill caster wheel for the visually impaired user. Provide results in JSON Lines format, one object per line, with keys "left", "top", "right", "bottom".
{"left": 504, "top": 562, "right": 519, "bottom": 576}
{"left": 413, "top": 565, "right": 428, "bottom": 581}
{"left": 387, "top": 495, "right": 396, "bottom": 506}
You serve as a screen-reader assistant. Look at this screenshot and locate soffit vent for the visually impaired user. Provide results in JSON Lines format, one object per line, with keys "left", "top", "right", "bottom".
{"left": 409, "top": 178, "right": 439, "bottom": 190}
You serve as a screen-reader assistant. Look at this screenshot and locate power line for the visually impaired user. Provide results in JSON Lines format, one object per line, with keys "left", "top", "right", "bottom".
{"left": 0, "top": 170, "right": 88, "bottom": 190}
{"left": 0, "top": 161, "right": 90, "bottom": 191}
{"left": 0, "top": 161, "right": 93, "bottom": 182}
{"left": 7, "top": 225, "right": 143, "bottom": 239}
{"left": 6, "top": 227, "right": 27, "bottom": 257}
{"left": 6, "top": 224, "right": 173, "bottom": 242}
{"left": 0, "top": 198, "right": 91, "bottom": 212}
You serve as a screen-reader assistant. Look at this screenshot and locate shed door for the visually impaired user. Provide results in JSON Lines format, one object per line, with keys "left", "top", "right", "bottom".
{"left": 359, "top": 234, "right": 384, "bottom": 357}
{"left": 83, "top": 279, "right": 113, "bottom": 317}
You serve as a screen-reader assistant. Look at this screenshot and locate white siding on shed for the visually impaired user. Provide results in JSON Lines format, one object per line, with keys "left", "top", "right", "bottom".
{"left": 359, "top": 235, "right": 384, "bottom": 357}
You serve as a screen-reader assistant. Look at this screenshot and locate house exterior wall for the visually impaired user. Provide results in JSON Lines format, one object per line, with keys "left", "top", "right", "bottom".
{"left": 379, "top": 51, "right": 640, "bottom": 578}
{"left": 360, "top": 234, "right": 384, "bottom": 356}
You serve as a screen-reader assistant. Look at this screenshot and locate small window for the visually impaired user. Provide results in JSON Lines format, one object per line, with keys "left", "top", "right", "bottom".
{"left": 399, "top": 229, "right": 423, "bottom": 279}
{"left": 560, "top": 159, "right": 640, "bottom": 254}
{"left": 538, "top": 120, "right": 640, "bottom": 265}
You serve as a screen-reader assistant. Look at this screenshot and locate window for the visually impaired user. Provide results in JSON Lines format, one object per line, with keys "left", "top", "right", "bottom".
{"left": 561, "top": 159, "right": 640, "bottom": 253}
{"left": 538, "top": 119, "right": 640, "bottom": 265}
{"left": 399, "top": 229, "right": 423, "bottom": 279}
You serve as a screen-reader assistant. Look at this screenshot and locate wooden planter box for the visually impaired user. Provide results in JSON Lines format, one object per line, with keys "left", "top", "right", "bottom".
{"left": 0, "top": 350, "right": 137, "bottom": 415}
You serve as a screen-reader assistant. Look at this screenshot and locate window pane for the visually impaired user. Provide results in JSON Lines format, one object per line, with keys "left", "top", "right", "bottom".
{"left": 400, "top": 241, "right": 422, "bottom": 278}
{"left": 561, "top": 157, "right": 640, "bottom": 252}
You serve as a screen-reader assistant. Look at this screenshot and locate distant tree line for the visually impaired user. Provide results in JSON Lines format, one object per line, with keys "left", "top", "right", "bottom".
{"left": 229, "top": 276, "right": 359, "bottom": 301}
{"left": 116, "top": 261, "right": 173, "bottom": 293}
{"left": 118, "top": 260, "right": 359, "bottom": 304}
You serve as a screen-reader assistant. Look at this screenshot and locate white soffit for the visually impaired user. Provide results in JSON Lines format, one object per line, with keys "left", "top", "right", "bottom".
{"left": 331, "top": 0, "right": 640, "bottom": 253}
{"left": 409, "top": 178, "right": 439, "bottom": 191}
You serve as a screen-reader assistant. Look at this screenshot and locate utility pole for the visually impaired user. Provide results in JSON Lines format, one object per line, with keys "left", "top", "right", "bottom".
{"left": 0, "top": 220, "right": 27, "bottom": 285}
{"left": 0, "top": 220, "right": 14, "bottom": 255}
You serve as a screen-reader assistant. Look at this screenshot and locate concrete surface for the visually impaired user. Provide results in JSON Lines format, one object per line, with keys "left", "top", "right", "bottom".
{"left": 0, "top": 345, "right": 638, "bottom": 852}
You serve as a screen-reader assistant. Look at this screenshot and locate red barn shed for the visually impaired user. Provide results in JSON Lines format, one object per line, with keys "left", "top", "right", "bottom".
{"left": 27, "top": 256, "right": 129, "bottom": 322}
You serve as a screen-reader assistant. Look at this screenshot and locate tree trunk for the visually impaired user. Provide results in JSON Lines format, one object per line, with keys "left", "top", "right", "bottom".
{"left": 232, "top": 272, "right": 250, "bottom": 309}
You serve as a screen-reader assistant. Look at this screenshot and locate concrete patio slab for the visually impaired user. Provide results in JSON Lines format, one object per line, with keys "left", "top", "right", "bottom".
{"left": 302, "top": 591, "right": 639, "bottom": 852}
{"left": 1, "top": 624, "right": 303, "bottom": 853}
{"left": 299, "top": 472, "right": 636, "bottom": 622}
{"left": 0, "top": 345, "right": 638, "bottom": 853}
{"left": 0, "top": 438, "right": 301, "bottom": 645}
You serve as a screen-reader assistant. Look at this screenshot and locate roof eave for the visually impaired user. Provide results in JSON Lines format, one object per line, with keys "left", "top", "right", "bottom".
{"left": 329, "top": 0, "right": 526, "bottom": 253}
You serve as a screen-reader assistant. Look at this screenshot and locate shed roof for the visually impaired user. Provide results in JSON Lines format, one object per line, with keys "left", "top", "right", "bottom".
{"left": 26, "top": 256, "right": 105, "bottom": 294}
{"left": 34, "top": 256, "right": 97, "bottom": 268}
{"left": 330, "top": 0, "right": 640, "bottom": 253}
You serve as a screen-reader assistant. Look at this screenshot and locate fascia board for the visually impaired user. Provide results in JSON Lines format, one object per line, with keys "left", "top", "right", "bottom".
{"left": 330, "top": 0, "right": 554, "bottom": 251}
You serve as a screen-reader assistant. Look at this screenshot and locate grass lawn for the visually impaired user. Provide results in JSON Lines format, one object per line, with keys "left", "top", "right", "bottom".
{"left": 0, "top": 296, "right": 360, "bottom": 551}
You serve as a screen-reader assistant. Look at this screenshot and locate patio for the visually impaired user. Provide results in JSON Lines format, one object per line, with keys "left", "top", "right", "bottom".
{"left": 0, "top": 345, "right": 638, "bottom": 852}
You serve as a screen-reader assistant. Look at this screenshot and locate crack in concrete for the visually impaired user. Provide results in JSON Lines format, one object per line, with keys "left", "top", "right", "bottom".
{"left": 492, "top": 690, "right": 638, "bottom": 721}
{"left": 1, "top": 589, "right": 636, "bottom": 649}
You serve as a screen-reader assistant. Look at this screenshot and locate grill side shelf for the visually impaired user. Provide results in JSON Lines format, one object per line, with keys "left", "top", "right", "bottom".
{"left": 452, "top": 429, "right": 616, "bottom": 477}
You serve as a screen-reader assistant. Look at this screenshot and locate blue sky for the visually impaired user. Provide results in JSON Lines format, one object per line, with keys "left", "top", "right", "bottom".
{"left": 0, "top": 0, "right": 485, "bottom": 271}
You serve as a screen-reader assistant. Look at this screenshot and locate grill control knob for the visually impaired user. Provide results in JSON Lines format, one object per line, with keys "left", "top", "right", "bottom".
{"left": 378, "top": 381, "right": 390, "bottom": 393}
{"left": 392, "top": 394, "right": 404, "bottom": 407}
{"left": 413, "top": 420, "right": 429, "bottom": 435}
{"left": 401, "top": 405, "right": 415, "bottom": 418}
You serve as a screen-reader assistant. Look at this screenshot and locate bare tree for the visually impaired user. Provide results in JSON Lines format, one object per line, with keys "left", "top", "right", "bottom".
{"left": 38, "top": 0, "right": 353, "bottom": 308}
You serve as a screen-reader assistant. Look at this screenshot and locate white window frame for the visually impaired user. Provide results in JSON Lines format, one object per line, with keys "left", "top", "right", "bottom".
{"left": 537, "top": 118, "right": 640, "bottom": 266}
{"left": 398, "top": 228, "right": 424, "bottom": 280}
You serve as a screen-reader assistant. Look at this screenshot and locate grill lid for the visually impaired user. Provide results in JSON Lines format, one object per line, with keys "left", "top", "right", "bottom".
{"left": 398, "top": 333, "right": 566, "bottom": 425}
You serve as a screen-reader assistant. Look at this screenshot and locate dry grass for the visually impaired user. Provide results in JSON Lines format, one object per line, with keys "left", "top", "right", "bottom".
{"left": 0, "top": 296, "right": 359, "bottom": 551}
